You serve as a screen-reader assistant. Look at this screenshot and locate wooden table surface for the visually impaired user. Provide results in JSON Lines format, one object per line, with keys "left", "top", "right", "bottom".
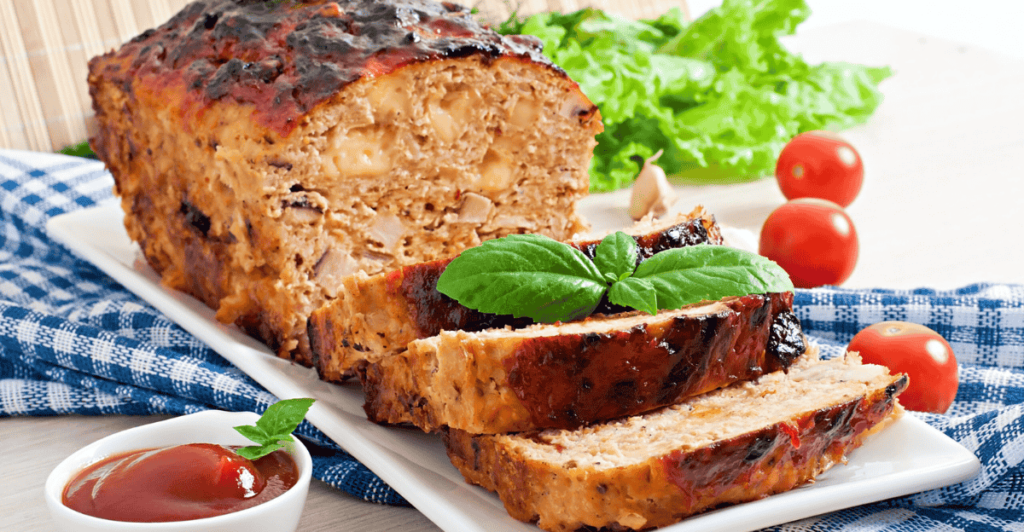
{"left": 3, "top": 20, "right": 1023, "bottom": 532}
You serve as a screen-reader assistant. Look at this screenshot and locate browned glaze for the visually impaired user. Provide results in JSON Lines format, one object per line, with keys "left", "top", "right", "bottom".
{"left": 88, "top": 0, "right": 562, "bottom": 136}
{"left": 660, "top": 375, "right": 907, "bottom": 512}
{"left": 502, "top": 293, "right": 803, "bottom": 430}
{"left": 392, "top": 216, "right": 722, "bottom": 340}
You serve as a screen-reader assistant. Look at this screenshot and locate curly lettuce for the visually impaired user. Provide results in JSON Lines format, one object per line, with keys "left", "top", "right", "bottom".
{"left": 497, "top": 0, "right": 891, "bottom": 192}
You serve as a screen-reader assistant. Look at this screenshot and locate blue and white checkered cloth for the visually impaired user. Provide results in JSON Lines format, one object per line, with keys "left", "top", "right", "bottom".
{"left": 3, "top": 149, "right": 1023, "bottom": 528}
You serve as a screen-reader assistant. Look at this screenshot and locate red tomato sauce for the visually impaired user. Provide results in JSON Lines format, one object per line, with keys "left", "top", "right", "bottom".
{"left": 62, "top": 443, "right": 298, "bottom": 522}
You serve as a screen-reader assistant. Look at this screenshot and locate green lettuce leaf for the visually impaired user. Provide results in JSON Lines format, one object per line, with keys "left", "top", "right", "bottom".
{"left": 495, "top": 0, "right": 891, "bottom": 191}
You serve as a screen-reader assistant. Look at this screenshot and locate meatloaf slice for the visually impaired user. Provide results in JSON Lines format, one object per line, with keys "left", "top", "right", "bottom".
{"left": 309, "top": 206, "right": 723, "bottom": 382}
{"left": 360, "top": 291, "right": 807, "bottom": 434}
{"left": 443, "top": 352, "right": 908, "bottom": 532}
{"left": 87, "top": 0, "right": 601, "bottom": 365}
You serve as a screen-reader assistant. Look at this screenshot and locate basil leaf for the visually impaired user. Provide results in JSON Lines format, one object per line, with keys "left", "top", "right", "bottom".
{"left": 593, "top": 231, "right": 638, "bottom": 281}
{"left": 607, "top": 277, "right": 657, "bottom": 315}
{"left": 632, "top": 245, "right": 793, "bottom": 309}
{"left": 233, "top": 398, "right": 315, "bottom": 461}
{"left": 254, "top": 398, "right": 315, "bottom": 439}
{"left": 233, "top": 424, "right": 271, "bottom": 444}
{"left": 436, "top": 234, "right": 607, "bottom": 323}
{"left": 57, "top": 140, "right": 97, "bottom": 159}
{"left": 235, "top": 442, "right": 285, "bottom": 461}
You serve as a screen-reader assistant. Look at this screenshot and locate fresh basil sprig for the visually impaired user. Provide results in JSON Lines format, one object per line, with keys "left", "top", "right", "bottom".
{"left": 233, "top": 398, "right": 315, "bottom": 460}
{"left": 436, "top": 232, "right": 792, "bottom": 322}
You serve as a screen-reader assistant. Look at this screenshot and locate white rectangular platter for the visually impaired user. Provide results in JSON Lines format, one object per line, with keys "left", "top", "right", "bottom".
{"left": 47, "top": 200, "right": 981, "bottom": 532}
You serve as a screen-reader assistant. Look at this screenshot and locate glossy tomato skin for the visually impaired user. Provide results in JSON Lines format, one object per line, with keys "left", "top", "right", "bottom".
{"left": 848, "top": 321, "right": 958, "bottom": 414}
{"left": 776, "top": 131, "right": 864, "bottom": 207}
{"left": 758, "top": 198, "right": 858, "bottom": 288}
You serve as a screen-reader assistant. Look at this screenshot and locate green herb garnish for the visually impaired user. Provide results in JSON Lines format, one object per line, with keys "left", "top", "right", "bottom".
{"left": 495, "top": 0, "right": 891, "bottom": 191}
{"left": 58, "top": 141, "right": 96, "bottom": 159}
{"left": 436, "top": 233, "right": 793, "bottom": 322}
{"left": 233, "top": 398, "right": 315, "bottom": 460}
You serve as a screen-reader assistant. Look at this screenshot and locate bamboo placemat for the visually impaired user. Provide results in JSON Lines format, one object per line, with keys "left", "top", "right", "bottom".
{"left": 0, "top": 0, "right": 688, "bottom": 152}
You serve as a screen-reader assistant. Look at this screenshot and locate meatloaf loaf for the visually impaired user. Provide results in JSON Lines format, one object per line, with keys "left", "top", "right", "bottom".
{"left": 87, "top": 0, "right": 602, "bottom": 364}
{"left": 361, "top": 292, "right": 806, "bottom": 433}
{"left": 308, "top": 207, "right": 723, "bottom": 382}
{"left": 443, "top": 351, "right": 908, "bottom": 532}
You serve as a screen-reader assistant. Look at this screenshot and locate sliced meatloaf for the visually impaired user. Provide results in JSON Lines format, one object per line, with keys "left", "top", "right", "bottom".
{"left": 87, "top": 0, "right": 602, "bottom": 365}
{"left": 443, "top": 352, "right": 908, "bottom": 532}
{"left": 308, "top": 207, "right": 723, "bottom": 382}
{"left": 361, "top": 291, "right": 807, "bottom": 433}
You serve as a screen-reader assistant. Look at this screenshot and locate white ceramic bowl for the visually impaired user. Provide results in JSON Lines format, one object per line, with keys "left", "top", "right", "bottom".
{"left": 45, "top": 410, "right": 312, "bottom": 532}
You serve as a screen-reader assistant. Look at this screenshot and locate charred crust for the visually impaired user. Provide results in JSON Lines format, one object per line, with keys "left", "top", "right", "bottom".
{"left": 179, "top": 200, "right": 211, "bottom": 237}
{"left": 202, "top": 12, "right": 220, "bottom": 30}
{"left": 440, "top": 41, "right": 504, "bottom": 60}
{"left": 743, "top": 433, "right": 777, "bottom": 462}
{"left": 886, "top": 375, "right": 910, "bottom": 398}
{"left": 574, "top": 104, "right": 599, "bottom": 125}
{"left": 817, "top": 400, "right": 858, "bottom": 437}
{"left": 358, "top": 363, "right": 383, "bottom": 421}
{"left": 470, "top": 438, "right": 481, "bottom": 470}
{"left": 361, "top": 361, "right": 433, "bottom": 426}
{"left": 129, "top": 28, "right": 157, "bottom": 44}
{"left": 609, "top": 380, "right": 641, "bottom": 410}
{"left": 94, "top": 0, "right": 568, "bottom": 136}
{"left": 766, "top": 310, "right": 806, "bottom": 369}
{"left": 307, "top": 314, "right": 328, "bottom": 378}
{"left": 399, "top": 393, "right": 429, "bottom": 419}
{"left": 284, "top": 194, "right": 323, "bottom": 212}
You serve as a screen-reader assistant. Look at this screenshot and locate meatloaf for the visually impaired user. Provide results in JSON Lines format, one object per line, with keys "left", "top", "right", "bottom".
{"left": 361, "top": 292, "right": 807, "bottom": 433}
{"left": 308, "top": 207, "right": 723, "bottom": 382}
{"left": 87, "top": 0, "right": 602, "bottom": 364}
{"left": 443, "top": 351, "right": 908, "bottom": 532}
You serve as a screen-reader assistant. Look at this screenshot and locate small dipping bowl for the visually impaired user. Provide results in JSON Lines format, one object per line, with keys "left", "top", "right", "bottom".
{"left": 45, "top": 410, "right": 312, "bottom": 532}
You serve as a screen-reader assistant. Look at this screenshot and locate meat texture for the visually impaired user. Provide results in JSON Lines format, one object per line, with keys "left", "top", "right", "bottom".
{"left": 443, "top": 352, "right": 908, "bottom": 532}
{"left": 87, "top": 0, "right": 602, "bottom": 364}
{"left": 308, "top": 207, "right": 723, "bottom": 381}
{"left": 361, "top": 292, "right": 807, "bottom": 434}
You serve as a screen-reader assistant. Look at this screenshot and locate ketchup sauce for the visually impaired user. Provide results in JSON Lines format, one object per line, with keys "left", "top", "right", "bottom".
{"left": 62, "top": 443, "right": 299, "bottom": 522}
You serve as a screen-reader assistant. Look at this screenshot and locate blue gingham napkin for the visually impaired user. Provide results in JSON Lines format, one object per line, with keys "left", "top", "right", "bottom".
{"left": 3, "top": 149, "right": 1023, "bottom": 528}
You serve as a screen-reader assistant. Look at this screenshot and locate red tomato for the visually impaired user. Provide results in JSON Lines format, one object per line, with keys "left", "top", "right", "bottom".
{"left": 848, "top": 321, "right": 958, "bottom": 413}
{"left": 776, "top": 131, "right": 864, "bottom": 207}
{"left": 758, "top": 198, "right": 858, "bottom": 288}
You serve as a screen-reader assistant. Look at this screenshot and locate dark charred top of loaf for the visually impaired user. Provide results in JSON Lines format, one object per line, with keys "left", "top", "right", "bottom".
{"left": 90, "top": 0, "right": 561, "bottom": 136}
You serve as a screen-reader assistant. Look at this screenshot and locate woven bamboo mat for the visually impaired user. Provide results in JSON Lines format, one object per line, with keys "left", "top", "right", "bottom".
{"left": 0, "top": 0, "right": 687, "bottom": 152}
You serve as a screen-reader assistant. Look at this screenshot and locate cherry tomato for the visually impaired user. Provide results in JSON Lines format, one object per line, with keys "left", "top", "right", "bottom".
{"left": 776, "top": 131, "right": 864, "bottom": 207}
{"left": 758, "top": 198, "right": 858, "bottom": 288}
{"left": 848, "top": 321, "right": 958, "bottom": 413}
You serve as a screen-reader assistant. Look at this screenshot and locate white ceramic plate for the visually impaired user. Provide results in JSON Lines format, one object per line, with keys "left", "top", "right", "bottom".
{"left": 47, "top": 201, "right": 981, "bottom": 532}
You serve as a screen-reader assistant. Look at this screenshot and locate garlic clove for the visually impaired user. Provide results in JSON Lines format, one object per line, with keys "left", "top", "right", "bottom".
{"left": 628, "top": 150, "right": 678, "bottom": 220}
